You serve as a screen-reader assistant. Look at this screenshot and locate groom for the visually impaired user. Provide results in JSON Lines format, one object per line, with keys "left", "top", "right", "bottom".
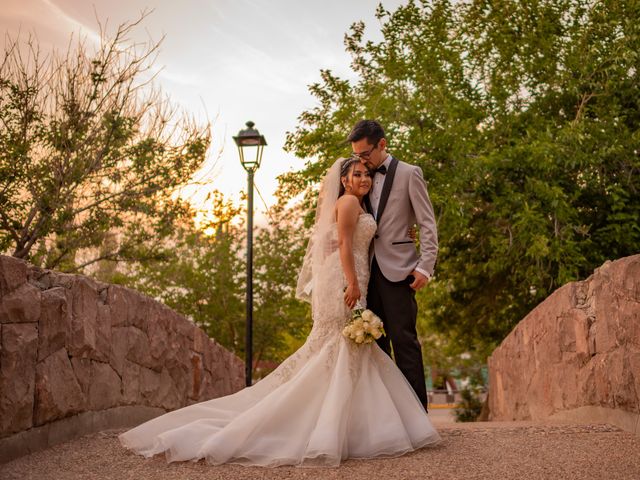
{"left": 349, "top": 120, "right": 438, "bottom": 413}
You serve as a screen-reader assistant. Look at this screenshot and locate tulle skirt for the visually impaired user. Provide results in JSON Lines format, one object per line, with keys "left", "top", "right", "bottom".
{"left": 119, "top": 332, "right": 441, "bottom": 467}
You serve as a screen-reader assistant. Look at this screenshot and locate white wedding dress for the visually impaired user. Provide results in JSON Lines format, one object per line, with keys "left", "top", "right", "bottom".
{"left": 119, "top": 213, "right": 441, "bottom": 467}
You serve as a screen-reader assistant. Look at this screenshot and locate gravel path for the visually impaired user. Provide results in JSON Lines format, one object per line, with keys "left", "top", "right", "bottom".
{"left": 2, "top": 421, "right": 639, "bottom": 480}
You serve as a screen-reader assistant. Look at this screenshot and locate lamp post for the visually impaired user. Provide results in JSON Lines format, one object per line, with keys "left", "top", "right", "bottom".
{"left": 233, "top": 121, "right": 267, "bottom": 387}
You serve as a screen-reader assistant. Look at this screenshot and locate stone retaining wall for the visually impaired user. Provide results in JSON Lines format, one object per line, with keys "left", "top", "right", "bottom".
{"left": 488, "top": 255, "right": 640, "bottom": 435}
{"left": 0, "top": 255, "right": 245, "bottom": 462}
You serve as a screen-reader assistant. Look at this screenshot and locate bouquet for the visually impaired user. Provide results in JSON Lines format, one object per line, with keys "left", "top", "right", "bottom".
{"left": 342, "top": 301, "right": 385, "bottom": 345}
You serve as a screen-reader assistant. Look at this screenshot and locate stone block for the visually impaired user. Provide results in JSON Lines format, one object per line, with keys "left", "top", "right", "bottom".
{"left": 70, "top": 356, "right": 92, "bottom": 409}
{"left": 0, "top": 255, "right": 246, "bottom": 444}
{"left": 34, "top": 348, "right": 84, "bottom": 425}
{"left": 1, "top": 283, "right": 42, "bottom": 323}
{"left": 124, "top": 326, "right": 154, "bottom": 370}
{"left": 139, "top": 366, "right": 161, "bottom": 404}
{"left": 198, "top": 369, "right": 212, "bottom": 400}
{"left": 122, "top": 359, "right": 141, "bottom": 405}
{"left": 94, "top": 303, "right": 112, "bottom": 363}
{"left": 615, "top": 298, "right": 640, "bottom": 349}
{"left": 0, "top": 256, "right": 27, "bottom": 297}
{"left": 203, "top": 338, "right": 221, "bottom": 374}
{"left": 147, "top": 309, "right": 170, "bottom": 362}
{"left": 489, "top": 254, "right": 640, "bottom": 424}
{"left": 129, "top": 292, "right": 151, "bottom": 332}
{"left": 158, "top": 367, "right": 181, "bottom": 410}
{"left": 614, "top": 255, "right": 640, "bottom": 300}
{"left": 106, "top": 285, "right": 133, "bottom": 327}
{"left": 109, "top": 326, "right": 130, "bottom": 377}
{"left": 170, "top": 311, "right": 195, "bottom": 340}
{"left": 193, "top": 326, "right": 209, "bottom": 354}
{"left": 47, "top": 272, "right": 76, "bottom": 289}
{"left": 68, "top": 277, "right": 98, "bottom": 358}
{"left": 88, "top": 361, "right": 122, "bottom": 410}
{"left": 629, "top": 352, "right": 640, "bottom": 414}
{"left": 190, "top": 351, "right": 203, "bottom": 400}
{"left": 0, "top": 323, "right": 38, "bottom": 435}
{"left": 38, "top": 287, "right": 70, "bottom": 362}
{"left": 167, "top": 360, "right": 189, "bottom": 404}
{"left": 164, "top": 333, "right": 190, "bottom": 372}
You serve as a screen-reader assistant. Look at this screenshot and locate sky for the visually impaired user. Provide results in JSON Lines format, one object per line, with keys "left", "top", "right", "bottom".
{"left": 2, "top": 0, "right": 407, "bottom": 224}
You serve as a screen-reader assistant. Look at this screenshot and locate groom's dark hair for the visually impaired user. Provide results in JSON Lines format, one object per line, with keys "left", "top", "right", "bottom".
{"left": 347, "top": 120, "right": 385, "bottom": 146}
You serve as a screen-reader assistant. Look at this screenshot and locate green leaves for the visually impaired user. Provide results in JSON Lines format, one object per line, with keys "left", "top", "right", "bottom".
{"left": 283, "top": 0, "right": 640, "bottom": 357}
{"left": 116, "top": 192, "right": 311, "bottom": 378}
{"left": 0, "top": 18, "right": 210, "bottom": 271}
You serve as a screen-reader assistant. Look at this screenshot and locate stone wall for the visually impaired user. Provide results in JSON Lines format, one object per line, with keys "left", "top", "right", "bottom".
{"left": 488, "top": 255, "right": 640, "bottom": 434}
{"left": 0, "top": 255, "right": 245, "bottom": 462}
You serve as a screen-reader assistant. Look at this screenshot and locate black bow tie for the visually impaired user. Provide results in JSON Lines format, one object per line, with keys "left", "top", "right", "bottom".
{"left": 373, "top": 165, "right": 387, "bottom": 175}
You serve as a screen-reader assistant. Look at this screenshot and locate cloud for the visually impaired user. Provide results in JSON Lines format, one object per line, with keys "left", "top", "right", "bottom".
{"left": 157, "top": 67, "right": 204, "bottom": 87}
{"left": 41, "top": 0, "right": 101, "bottom": 45}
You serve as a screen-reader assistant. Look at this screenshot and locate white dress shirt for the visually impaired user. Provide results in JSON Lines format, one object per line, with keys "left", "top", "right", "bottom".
{"left": 370, "top": 154, "right": 392, "bottom": 217}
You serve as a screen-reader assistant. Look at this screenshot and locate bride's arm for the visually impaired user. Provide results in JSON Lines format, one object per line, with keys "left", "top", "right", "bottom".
{"left": 336, "top": 195, "right": 361, "bottom": 309}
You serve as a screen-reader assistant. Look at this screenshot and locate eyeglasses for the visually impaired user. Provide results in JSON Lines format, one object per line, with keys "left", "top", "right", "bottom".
{"left": 352, "top": 143, "right": 378, "bottom": 160}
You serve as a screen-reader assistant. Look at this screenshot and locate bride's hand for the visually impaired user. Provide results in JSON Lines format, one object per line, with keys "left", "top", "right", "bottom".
{"left": 343, "top": 283, "right": 361, "bottom": 309}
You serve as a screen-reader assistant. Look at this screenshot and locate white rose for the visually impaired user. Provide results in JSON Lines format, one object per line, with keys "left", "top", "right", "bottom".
{"left": 362, "top": 310, "right": 374, "bottom": 322}
{"left": 355, "top": 335, "right": 364, "bottom": 344}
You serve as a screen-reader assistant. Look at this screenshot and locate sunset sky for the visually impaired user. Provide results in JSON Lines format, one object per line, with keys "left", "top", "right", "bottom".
{"left": 2, "top": 0, "right": 405, "bottom": 224}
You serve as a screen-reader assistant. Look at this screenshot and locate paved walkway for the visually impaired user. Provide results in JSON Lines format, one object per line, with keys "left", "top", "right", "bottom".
{"left": 2, "top": 415, "right": 639, "bottom": 480}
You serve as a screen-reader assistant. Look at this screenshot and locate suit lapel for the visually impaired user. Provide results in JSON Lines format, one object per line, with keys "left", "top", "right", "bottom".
{"left": 364, "top": 195, "right": 373, "bottom": 216}
{"left": 375, "top": 157, "right": 398, "bottom": 224}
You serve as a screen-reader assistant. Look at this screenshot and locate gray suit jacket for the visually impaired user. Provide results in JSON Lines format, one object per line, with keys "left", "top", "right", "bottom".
{"left": 365, "top": 157, "right": 438, "bottom": 282}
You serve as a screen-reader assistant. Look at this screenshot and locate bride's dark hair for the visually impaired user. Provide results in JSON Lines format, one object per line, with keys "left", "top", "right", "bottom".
{"left": 338, "top": 157, "right": 362, "bottom": 197}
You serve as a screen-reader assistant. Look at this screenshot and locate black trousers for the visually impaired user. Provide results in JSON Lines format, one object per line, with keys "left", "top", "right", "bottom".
{"left": 367, "top": 257, "right": 428, "bottom": 409}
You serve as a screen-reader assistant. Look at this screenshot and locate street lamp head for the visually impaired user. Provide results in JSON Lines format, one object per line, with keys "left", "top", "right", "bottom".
{"left": 233, "top": 121, "right": 267, "bottom": 173}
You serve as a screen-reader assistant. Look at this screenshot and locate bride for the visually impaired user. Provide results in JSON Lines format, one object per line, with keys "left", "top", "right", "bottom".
{"left": 119, "top": 157, "right": 441, "bottom": 467}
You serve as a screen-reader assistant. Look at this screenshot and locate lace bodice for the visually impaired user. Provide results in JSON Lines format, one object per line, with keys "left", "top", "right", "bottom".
{"left": 310, "top": 213, "right": 377, "bottom": 331}
{"left": 271, "top": 213, "right": 377, "bottom": 384}
{"left": 332, "top": 212, "right": 377, "bottom": 297}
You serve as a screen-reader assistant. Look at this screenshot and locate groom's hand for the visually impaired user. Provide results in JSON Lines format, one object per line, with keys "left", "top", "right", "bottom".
{"left": 409, "top": 270, "right": 428, "bottom": 291}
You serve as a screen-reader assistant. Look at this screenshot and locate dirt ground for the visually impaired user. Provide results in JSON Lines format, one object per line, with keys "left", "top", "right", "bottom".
{"left": 2, "top": 418, "right": 639, "bottom": 480}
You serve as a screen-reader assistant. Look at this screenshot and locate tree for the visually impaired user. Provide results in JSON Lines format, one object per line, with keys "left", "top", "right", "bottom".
{"left": 283, "top": 0, "right": 640, "bottom": 354}
{"left": 120, "top": 190, "right": 311, "bottom": 377}
{"left": 116, "top": 190, "right": 246, "bottom": 352}
{"left": 252, "top": 197, "right": 311, "bottom": 371}
{"left": 0, "top": 14, "right": 210, "bottom": 272}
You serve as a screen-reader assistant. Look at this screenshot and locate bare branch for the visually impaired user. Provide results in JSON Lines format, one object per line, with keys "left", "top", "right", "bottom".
{"left": 0, "top": 12, "right": 211, "bottom": 265}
